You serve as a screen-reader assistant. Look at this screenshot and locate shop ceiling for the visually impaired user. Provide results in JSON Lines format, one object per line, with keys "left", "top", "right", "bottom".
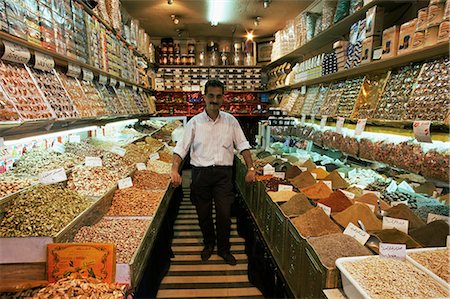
{"left": 122, "top": 0, "right": 313, "bottom": 40}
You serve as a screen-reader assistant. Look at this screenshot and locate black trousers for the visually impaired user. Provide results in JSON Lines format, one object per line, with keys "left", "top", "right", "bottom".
{"left": 190, "top": 166, "right": 234, "bottom": 253}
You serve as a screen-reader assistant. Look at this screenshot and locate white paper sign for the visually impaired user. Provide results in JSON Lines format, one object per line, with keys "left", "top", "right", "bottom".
{"left": 118, "top": 177, "right": 133, "bottom": 189}
{"left": 336, "top": 117, "right": 345, "bottom": 134}
{"left": 386, "top": 180, "right": 398, "bottom": 193}
{"left": 344, "top": 222, "right": 370, "bottom": 245}
{"left": 338, "top": 172, "right": 346, "bottom": 178}
{"left": 34, "top": 52, "right": 54, "bottom": 71}
{"left": 318, "top": 166, "right": 327, "bottom": 170}
{"left": 149, "top": 152, "right": 160, "bottom": 160}
{"left": 413, "top": 121, "right": 432, "bottom": 143}
{"left": 52, "top": 141, "right": 65, "bottom": 154}
{"left": 317, "top": 203, "right": 331, "bottom": 216}
{"left": 85, "top": 156, "right": 102, "bottom": 167}
{"left": 69, "top": 135, "right": 81, "bottom": 143}
{"left": 380, "top": 243, "right": 406, "bottom": 260}
{"left": 300, "top": 114, "right": 306, "bottom": 125}
{"left": 364, "top": 203, "right": 376, "bottom": 212}
{"left": 363, "top": 190, "right": 381, "bottom": 197}
{"left": 99, "top": 75, "right": 107, "bottom": 85}
{"left": 132, "top": 85, "right": 137, "bottom": 91}
{"left": 278, "top": 184, "right": 293, "bottom": 191}
{"left": 67, "top": 63, "right": 81, "bottom": 78}
{"left": 390, "top": 200, "right": 409, "bottom": 207}
{"left": 110, "top": 78, "right": 117, "bottom": 86}
{"left": 383, "top": 216, "right": 409, "bottom": 234}
{"left": 322, "top": 180, "right": 333, "bottom": 189}
{"left": 82, "top": 68, "right": 94, "bottom": 82}
{"left": 320, "top": 116, "right": 327, "bottom": 129}
{"left": 310, "top": 114, "right": 316, "bottom": 123}
{"left": 273, "top": 172, "right": 286, "bottom": 179}
{"left": 1, "top": 41, "right": 31, "bottom": 64}
{"left": 119, "top": 81, "right": 125, "bottom": 88}
{"left": 299, "top": 167, "right": 308, "bottom": 172}
{"left": 39, "top": 167, "right": 67, "bottom": 185}
{"left": 339, "top": 189, "right": 355, "bottom": 199}
{"left": 447, "top": 236, "right": 450, "bottom": 247}
{"left": 0, "top": 137, "right": 4, "bottom": 147}
{"left": 0, "top": 146, "right": 11, "bottom": 160}
{"left": 111, "top": 146, "right": 126, "bottom": 157}
{"left": 263, "top": 164, "right": 275, "bottom": 176}
{"left": 354, "top": 119, "right": 367, "bottom": 136}
{"left": 427, "top": 213, "right": 449, "bottom": 224}
{"left": 136, "top": 163, "right": 147, "bottom": 170}
{"left": 311, "top": 173, "right": 318, "bottom": 179}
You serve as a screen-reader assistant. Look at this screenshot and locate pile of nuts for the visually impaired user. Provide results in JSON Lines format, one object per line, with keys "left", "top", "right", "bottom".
{"left": 107, "top": 188, "right": 164, "bottom": 216}
{"left": 124, "top": 142, "right": 153, "bottom": 164}
{"left": 0, "top": 184, "right": 92, "bottom": 237}
{"left": 157, "top": 151, "right": 172, "bottom": 163}
{"left": 73, "top": 218, "right": 150, "bottom": 263}
{"left": 144, "top": 137, "right": 164, "bottom": 152}
{"left": 67, "top": 167, "right": 121, "bottom": 197}
{"left": 146, "top": 160, "right": 172, "bottom": 174}
{"left": 408, "top": 248, "right": 450, "bottom": 284}
{"left": 102, "top": 152, "right": 134, "bottom": 178}
{"left": 0, "top": 175, "right": 35, "bottom": 198}
{"left": 133, "top": 170, "right": 170, "bottom": 190}
{"left": 64, "top": 141, "right": 105, "bottom": 158}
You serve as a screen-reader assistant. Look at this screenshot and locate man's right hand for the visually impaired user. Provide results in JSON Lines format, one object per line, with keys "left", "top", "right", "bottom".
{"left": 171, "top": 170, "right": 182, "bottom": 188}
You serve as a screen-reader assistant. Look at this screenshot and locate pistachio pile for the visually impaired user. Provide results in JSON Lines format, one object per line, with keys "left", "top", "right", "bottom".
{"left": 106, "top": 188, "right": 164, "bottom": 216}
{"left": 102, "top": 152, "right": 134, "bottom": 178}
{"left": 64, "top": 141, "right": 105, "bottom": 158}
{"left": 133, "top": 170, "right": 170, "bottom": 190}
{"left": 0, "top": 184, "right": 92, "bottom": 237}
{"left": 146, "top": 160, "right": 172, "bottom": 174}
{"left": 0, "top": 174, "right": 35, "bottom": 198}
{"left": 67, "top": 167, "right": 121, "bottom": 197}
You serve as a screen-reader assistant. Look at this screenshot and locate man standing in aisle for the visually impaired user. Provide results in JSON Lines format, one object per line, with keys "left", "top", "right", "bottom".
{"left": 171, "top": 79, "right": 256, "bottom": 265}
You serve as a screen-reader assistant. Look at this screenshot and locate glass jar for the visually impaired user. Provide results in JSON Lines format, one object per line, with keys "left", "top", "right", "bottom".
{"left": 188, "top": 43, "right": 195, "bottom": 55}
{"left": 199, "top": 50, "right": 205, "bottom": 66}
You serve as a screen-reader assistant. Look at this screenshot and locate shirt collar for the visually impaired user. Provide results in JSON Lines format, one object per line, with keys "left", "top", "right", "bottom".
{"left": 203, "top": 110, "right": 222, "bottom": 123}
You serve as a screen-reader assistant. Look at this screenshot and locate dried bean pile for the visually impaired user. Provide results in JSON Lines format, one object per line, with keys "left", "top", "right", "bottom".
{"left": 0, "top": 184, "right": 92, "bottom": 237}
{"left": 107, "top": 188, "right": 164, "bottom": 216}
{"left": 0, "top": 175, "right": 35, "bottom": 198}
{"left": 74, "top": 218, "right": 149, "bottom": 263}
{"left": 68, "top": 167, "right": 121, "bottom": 197}
{"left": 408, "top": 249, "right": 450, "bottom": 284}
{"left": 133, "top": 170, "right": 170, "bottom": 190}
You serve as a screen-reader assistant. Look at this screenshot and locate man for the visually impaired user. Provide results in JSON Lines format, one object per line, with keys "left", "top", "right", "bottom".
{"left": 171, "top": 79, "right": 256, "bottom": 265}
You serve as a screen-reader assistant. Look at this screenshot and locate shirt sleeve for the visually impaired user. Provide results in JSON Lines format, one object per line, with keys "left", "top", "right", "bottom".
{"left": 232, "top": 117, "right": 251, "bottom": 153}
{"left": 173, "top": 119, "right": 195, "bottom": 159}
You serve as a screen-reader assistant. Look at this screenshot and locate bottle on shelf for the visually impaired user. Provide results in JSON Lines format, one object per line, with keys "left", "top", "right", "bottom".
{"left": 234, "top": 42, "right": 243, "bottom": 66}
{"left": 199, "top": 49, "right": 205, "bottom": 66}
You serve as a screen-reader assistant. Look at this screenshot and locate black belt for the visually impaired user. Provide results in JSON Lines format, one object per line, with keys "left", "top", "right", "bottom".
{"left": 192, "top": 165, "right": 232, "bottom": 169}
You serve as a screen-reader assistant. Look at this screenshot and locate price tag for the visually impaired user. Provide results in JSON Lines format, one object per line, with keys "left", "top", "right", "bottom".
{"left": 338, "top": 172, "right": 346, "bottom": 178}
{"left": 322, "top": 180, "right": 333, "bottom": 189}
{"left": 278, "top": 184, "right": 293, "bottom": 191}
{"left": 82, "top": 68, "right": 94, "bottom": 82}
{"left": 69, "top": 135, "right": 81, "bottom": 143}
{"left": 0, "top": 137, "right": 3, "bottom": 147}
{"left": 317, "top": 203, "right": 331, "bottom": 216}
{"left": 320, "top": 116, "right": 327, "bottom": 129}
{"left": 299, "top": 167, "right": 308, "bottom": 172}
{"left": 0, "top": 146, "right": 11, "bottom": 160}
{"left": 119, "top": 81, "right": 125, "bottom": 88}
{"left": 447, "top": 236, "right": 450, "bottom": 247}
{"left": 383, "top": 216, "right": 409, "bottom": 234}
{"left": 34, "top": 52, "right": 54, "bottom": 71}
{"left": 318, "top": 166, "right": 327, "bottom": 171}
{"left": 110, "top": 78, "right": 117, "bottom": 86}
{"left": 354, "top": 119, "right": 367, "bottom": 136}
{"left": 380, "top": 243, "right": 406, "bottom": 260}
{"left": 132, "top": 85, "right": 137, "bottom": 91}
{"left": 397, "top": 181, "right": 415, "bottom": 193}
{"left": 39, "top": 167, "right": 67, "bottom": 185}
{"left": 339, "top": 189, "right": 355, "bottom": 199}
{"left": 98, "top": 75, "right": 108, "bottom": 85}
{"left": 149, "top": 152, "right": 160, "bottom": 160}
{"left": 136, "top": 163, "right": 147, "bottom": 170}
{"left": 311, "top": 173, "right": 318, "bottom": 179}
{"left": 413, "top": 121, "right": 432, "bottom": 143}
{"left": 336, "top": 117, "right": 345, "bottom": 134}
{"left": 1, "top": 41, "right": 31, "bottom": 64}
{"left": 111, "top": 146, "right": 126, "bottom": 157}
{"left": 364, "top": 203, "right": 376, "bottom": 212}
{"left": 344, "top": 222, "right": 370, "bottom": 245}
{"left": 52, "top": 141, "right": 65, "bottom": 154}
{"left": 263, "top": 164, "right": 275, "bottom": 176}
{"left": 300, "top": 114, "right": 306, "bottom": 125}
{"left": 85, "top": 157, "right": 102, "bottom": 167}
{"left": 273, "top": 172, "right": 285, "bottom": 179}
{"left": 118, "top": 177, "right": 133, "bottom": 189}
{"left": 363, "top": 190, "right": 381, "bottom": 197}
{"left": 386, "top": 180, "right": 398, "bottom": 193}
{"left": 301, "top": 85, "right": 307, "bottom": 94}
{"left": 390, "top": 200, "right": 409, "bottom": 207}
{"left": 427, "top": 213, "right": 449, "bottom": 224}
{"left": 67, "top": 63, "right": 81, "bottom": 78}
{"left": 310, "top": 114, "right": 315, "bottom": 123}
{"left": 348, "top": 169, "right": 357, "bottom": 178}
{"left": 138, "top": 87, "right": 142, "bottom": 93}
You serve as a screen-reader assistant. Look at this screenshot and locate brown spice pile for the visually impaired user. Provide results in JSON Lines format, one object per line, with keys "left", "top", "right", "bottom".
{"left": 280, "top": 194, "right": 313, "bottom": 217}
{"left": 286, "top": 165, "right": 302, "bottom": 179}
{"left": 311, "top": 168, "right": 330, "bottom": 180}
{"left": 414, "top": 181, "right": 436, "bottom": 196}
{"left": 262, "top": 177, "right": 298, "bottom": 192}
{"left": 107, "top": 188, "right": 164, "bottom": 216}
{"left": 409, "top": 220, "right": 450, "bottom": 247}
{"left": 300, "top": 181, "right": 333, "bottom": 199}
{"left": 317, "top": 190, "right": 353, "bottom": 213}
{"left": 324, "top": 170, "right": 349, "bottom": 189}
{"left": 409, "top": 248, "right": 450, "bottom": 284}
{"left": 290, "top": 171, "right": 316, "bottom": 189}
{"left": 301, "top": 159, "right": 317, "bottom": 171}
{"left": 292, "top": 207, "right": 341, "bottom": 237}
{"left": 133, "top": 170, "right": 170, "bottom": 190}
{"left": 355, "top": 193, "right": 390, "bottom": 213}
{"left": 157, "top": 151, "right": 172, "bottom": 163}
{"left": 268, "top": 190, "right": 298, "bottom": 203}
{"left": 332, "top": 203, "right": 382, "bottom": 231}
{"left": 369, "top": 229, "right": 422, "bottom": 251}
{"left": 386, "top": 204, "right": 426, "bottom": 230}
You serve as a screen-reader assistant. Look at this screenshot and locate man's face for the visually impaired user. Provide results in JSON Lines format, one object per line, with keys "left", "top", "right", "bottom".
{"left": 204, "top": 86, "right": 224, "bottom": 113}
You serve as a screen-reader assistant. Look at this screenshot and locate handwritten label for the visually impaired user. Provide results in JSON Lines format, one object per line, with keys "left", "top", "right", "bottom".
{"left": 82, "top": 68, "right": 94, "bottom": 82}
{"left": 300, "top": 114, "right": 306, "bottom": 125}
{"left": 299, "top": 167, "right": 308, "bottom": 172}
{"left": 136, "top": 163, "right": 147, "bottom": 170}
{"left": 110, "top": 78, "right": 117, "bottom": 86}
{"left": 339, "top": 189, "right": 355, "bottom": 199}
{"left": 278, "top": 184, "right": 293, "bottom": 191}
{"left": 383, "top": 216, "right": 409, "bottom": 234}
{"left": 311, "top": 173, "right": 318, "bottom": 179}
{"left": 320, "top": 116, "right": 327, "bottom": 129}
{"left": 85, "top": 157, "right": 102, "bottom": 167}
{"left": 118, "top": 177, "right": 133, "bottom": 189}
{"left": 427, "top": 213, "right": 449, "bottom": 224}
{"left": 363, "top": 190, "right": 381, "bottom": 197}
{"left": 354, "top": 119, "right": 367, "bottom": 136}
{"left": 273, "top": 172, "right": 286, "bottom": 179}
{"left": 34, "top": 52, "right": 54, "bottom": 71}
{"left": 413, "top": 121, "right": 432, "bottom": 143}
{"left": 98, "top": 75, "right": 107, "bottom": 85}
{"left": 317, "top": 203, "right": 331, "bottom": 216}
{"left": 69, "top": 135, "right": 81, "bottom": 143}
{"left": 39, "top": 167, "right": 67, "bottom": 185}
{"left": 310, "top": 114, "right": 315, "bottom": 123}
{"left": 67, "top": 63, "right": 81, "bottom": 78}
{"left": 52, "top": 142, "right": 65, "bottom": 154}
{"left": 111, "top": 146, "right": 126, "bottom": 157}
{"left": 322, "top": 180, "right": 333, "bottom": 189}
{"left": 336, "top": 117, "right": 345, "bottom": 134}
{"left": 0, "top": 146, "right": 11, "bottom": 160}
{"left": 149, "top": 152, "right": 160, "bottom": 160}
{"left": 390, "top": 200, "right": 409, "bottom": 207}
{"left": 263, "top": 164, "right": 275, "bottom": 176}
{"left": 119, "top": 81, "right": 125, "bottom": 88}
{"left": 379, "top": 243, "right": 406, "bottom": 260}
{"left": 1, "top": 41, "right": 31, "bottom": 64}
{"left": 344, "top": 223, "right": 370, "bottom": 245}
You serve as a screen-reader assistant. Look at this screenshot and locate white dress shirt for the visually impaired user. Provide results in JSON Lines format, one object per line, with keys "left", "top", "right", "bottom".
{"left": 174, "top": 111, "right": 251, "bottom": 167}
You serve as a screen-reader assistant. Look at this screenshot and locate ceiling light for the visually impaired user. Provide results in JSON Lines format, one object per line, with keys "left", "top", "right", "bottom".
{"left": 167, "top": 0, "right": 173, "bottom": 5}
{"left": 246, "top": 31, "right": 254, "bottom": 41}
{"left": 171, "top": 14, "right": 179, "bottom": 25}
{"left": 208, "top": 0, "right": 235, "bottom": 27}
{"left": 211, "top": 20, "right": 218, "bottom": 26}
{"left": 263, "top": 0, "right": 271, "bottom": 8}
{"left": 254, "top": 16, "right": 261, "bottom": 26}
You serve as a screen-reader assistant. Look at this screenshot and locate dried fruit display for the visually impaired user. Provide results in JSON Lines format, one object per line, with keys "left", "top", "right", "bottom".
{"left": 133, "top": 170, "right": 170, "bottom": 190}
{"left": 300, "top": 85, "right": 320, "bottom": 115}
{"left": 95, "top": 82, "right": 126, "bottom": 115}
{"left": 107, "top": 187, "right": 163, "bottom": 216}
{"left": 64, "top": 141, "right": 105, "bottom": 158}
{"left": 102, "top": 152, "right": 134, "bottom": 177}
{"left": 0, "top": 174, "right": 35, "bottom": 198}
{"left": 319, "top": 82, "right": 345, "bottom": 116}
{"left": 78, "top": 80, "right": 108, "bottom": 116}
{"left": 145, "top": 137, "right": 164, "bottom": 152}
{"left": 0, "top": 84, "right": 20, "bottom": 121}
{"left": 311, "top": 84, "right": 330, "bottom": 115}
{"left": 352, "top": 73, "right": 389, "bottom": 119}
{"left": 146, "top": 160, "right": 172, "bottom": 174}
{"left": 335, "top": 77, "right": 364, "bottom": 118}
{"left": 67, "top": 166, "right": 121, "bottom": 197}
{"left": 124, "top": 142, "right": 153, "bottom": 164}
{"left": 56, "top": 72, "right": 94, "bottom": 117}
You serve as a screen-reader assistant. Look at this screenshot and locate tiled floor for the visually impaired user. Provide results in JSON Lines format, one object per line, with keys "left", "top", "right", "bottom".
{"left": 156, "top": 171, "right": 263, "bottom": 299}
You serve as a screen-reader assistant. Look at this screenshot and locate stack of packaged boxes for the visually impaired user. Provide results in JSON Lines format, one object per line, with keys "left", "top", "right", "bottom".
{"left": 361, "top": 6, "right": 383, "bottom": 64}
{"left": 72, "top": 2, "right": 89, "bottom": 64}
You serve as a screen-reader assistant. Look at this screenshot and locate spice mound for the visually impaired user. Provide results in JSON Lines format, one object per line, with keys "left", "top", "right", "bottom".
{"left": 317, "top": 190, "right": 353, "bottom": 213}
{"left": 300, "top": 181, "right": 333, "bottom": 199}
{"left": 292, "top": 207, "right": 341, "bottom": 237}
{"left": 309, "top": 233, "right": 371, "bottom": 268}
{"left": 290, "top": 171, "right": 317, "bottom": 189}
{"left": 324, "top": 170, "right": 349, "bottom": 190}
{"left": 301, "top": 159, "right": 317, "bottom": 171}
{"left": 133, "top": 170, "right": 170, "bottom": 190}
{"left": 68, "top": 167, "right": 121, "bottom": 197}
{"left": 286, "top": 165, "right": 302, "bottom": 179}
{"left": 408, "top": 248, "right": 450, "bottom": 284}
{"left": 268, "top": 190, "right": 298, "bottom": 203}
{"left": 280, "top": 194, "right": 313, "bottom": 217}
{"left": 342, "top": 257, "right": 449, "bottom": 299}
{"left": 311, "top": 167, "right": 329, "bottom": 180}
{"left": 409, "top": 220, "right": 449, "bottom": 247}
{"left": 355, "top": 193, "right": 390, "bottom": 213}
{"left": 73, "top": 218, "right": 149, "bottom": 263}
{"left": 107, "top": 188, "right": 164, "bottom": 216}
{"left": 0, "top": 184, "right": 92, "bottom": 237}
{"left": 157, "top": 151, "right": 172, "bottom": 163}
{"left": 386, "top": 204, "right": 426, "bottom": 230}
{"left": 369, "top": 229, "right": 422, "bottom": 252}
{"left": 332, "top": 203, "right": 382, "bottom": 231}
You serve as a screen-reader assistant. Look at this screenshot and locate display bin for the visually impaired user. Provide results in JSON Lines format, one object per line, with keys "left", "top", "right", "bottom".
{"left": 254, "top": 182, "right": 266, "bottom": 227}
{"left": 260, "top": 193, "right": 274, "bottom": 241}
{"left": 244, "top": 181, "right": 254, "bottom": 209}
{"left": 270, "top": 204, "right": 287, "bottom": 266}
{"left": 249, "top": 182, "right": 261, "bottom": 215}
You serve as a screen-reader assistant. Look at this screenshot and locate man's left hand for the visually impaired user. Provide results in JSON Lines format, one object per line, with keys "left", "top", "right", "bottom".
{"left": 245, "top": 170, "right": 256, "bottom": 183}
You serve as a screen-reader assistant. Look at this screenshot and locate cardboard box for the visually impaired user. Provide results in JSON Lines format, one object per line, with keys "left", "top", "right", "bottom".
{"left": 412, "top": 30, "right": 426, "bottom": 50}
{"left": 382, "top": 26, "right": 400, "bottom": 59}
{"left": 416, "top": 8, "right": 429, "bottom": 31}
{"left": 425, "top": 25, "right": 439, "bottom": 46}
{"left": 361, "top": 36, "right": 382, "bottom": 64}
{"left": 333, "top": 40, "right": 349, "bottom": 49}
{"left": 366, "top": 6, "right": 384, "bottom": 37}
{"left": 47, "top": 243, "right": 116, "bottom": 283}
{"left": 437, "top": 21, "right": 449, "bottom": 42}
{"left": 398, "top": 18, "right": 417, "bottom": 54}
{"left": 428, "top": 3, "right": 445, "bottom": 27}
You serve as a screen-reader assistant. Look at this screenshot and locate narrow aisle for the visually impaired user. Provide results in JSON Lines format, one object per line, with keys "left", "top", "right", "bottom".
{"left": 157, "top": 172, "right": 263, "bottom": 299}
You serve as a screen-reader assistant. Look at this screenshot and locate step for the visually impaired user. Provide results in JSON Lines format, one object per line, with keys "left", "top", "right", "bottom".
{"left": 174, "top": 231, "right": 239, "bottom": 238}
{"left": 170, "top": 259, "right": 247, "bottom": 266}
{"left": 172, "top": 237, "right": 245, "bottom": 244}
{"left": 156, "top": 287, "right": 262, "bottom": 298}
{"left": 159, "top": 281, "right": 254, "bottom": 289}
{"left": 173, "top": 224, "right": 237, "bottom": 231}
{"left": 161, "top": 274, "right": 249, "bottom": 284}
{"left": 168, "top": 263, "right": 248, "bottom": 272}
{"left": 172, "top": 245, "right": 245, "bottom": 252}
{"left": 171, "top": 253, "right": 247, "bottom": 262}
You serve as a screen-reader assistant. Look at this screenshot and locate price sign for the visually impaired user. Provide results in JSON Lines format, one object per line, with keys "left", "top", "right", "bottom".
{"left": 320, "top": 116, "right": 327, "bottom": 129}
{"left": 299, "top": 167, "right": 308, "bottom": 172}
{"left": 82, "top": 68, "right": 94, "bottom": 82}
{"left": 311, "top": 173, "right": 318, "bottom": 179}
{"left": 317, "top": 203, "right": 331, "bottom": 216}
{"left": 0, "top": 137, "right": 4, "bottom": 147}
{"left": 136, "top": 163, "right": 147, "bottom": 170}
{"left": 67, "top": 63, "right": 81, "bottom": 78}
{"left": 322, "top": 180, "right": 333, "bottom": 189}
{"left": 85, "top": 157, "right": 102, "bottom": 167}
{"left": 52, "top": 141, "right": 65, "bottom": 154}
{"left": 344, "top": 222, "right": 370, "bottom": 245}
{"left": 278, "top": 184, "right": 293, "bottom": 191}
{"left": 98, "top": 75, "right": 108, "bottom": 85}
{"left": 300, "top": 114, "right": 306, "bottom": 125}
{"left": 263, "top": 164, "right": 275, "bottom": 176}
{"left": 390, "top": 200, "right": 409, "bottom": 207}
{"left": 273, "top": 172, "right": 285, "bottom": 179}
{"left": 111, "top": 146, "right": 126, "bottom": 157}
{"left": 301, "top": 85, "right": 307, "bottom": 94}
{"left": 132, "top": 85, "right": 137, "bottom": 91}
{"left": 34, "top": 52, "right": 54, "bottom": 71}
{"left": 336, "top": 117, "right": 345, "bottom": 134}
{"left": 39, "top": 167, "right": 67, "bottom": 185}
{"left": 310, "top": 114, "right": 315, "bottom": 124}
{"left": 339, "top": 189, "right": 355, "bottom": 200}
{"left": 1, "top": 41, "right": 31, "bottom": 64}
{"left": 118, "top": 177, "right": 133, "bottom": 189}
{"left": 149, "top": 152, "right": 160, "bottom": 160}
{"left": 413, "top": 121, "right": 432, "bottom": 143}
{"left": 427, "top": 213, "right": 449, "bottom": 224}
{"left": 318, "top": 166, "right": 327, "bottom": 170}
{"left": 383, "top": 216, "right": 409, "bottom": 234}
{"left": 69, "top": 135, "right": 81, "bottom": 143}
{"left": 354, "top": 119, "right": 367, "bottom": 136}
{"left": 0, "top": 146, "right": 11, "bottom": 160}
{"left": 119, "top": 81, "right": 125, "bottom": 88}
{"left": 379, "top": 243, "right": 406, "bottom": 260}
{"left": 110, "top": 78, "right": 117, "bottom": 86}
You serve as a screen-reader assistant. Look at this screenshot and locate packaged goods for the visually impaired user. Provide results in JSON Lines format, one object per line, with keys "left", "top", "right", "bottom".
{"left": 412, "top": 30, "right": 426, "bottom": 50}
{"left": 292, "top": 207, "right": 342, "bottom": 237}
{"left": 365, "top": 6, "right": 384, "bottom": 37}
{"left": 424, "top": 25, "right": 439, "bottom": 46}
{"left": 437, "top": 21, "right": 450, "bottom": 42}
{"left": 317, "top": 190, "right": 353, "bottom": 213}
{"left": 398, "top": 19, "right": 417, "bottom": 54}
{"left": 333, "top": 0, "right": 350, "bottom": 24}
{"left": 107, "top": 188, "right": 163, "bottom": 216}
{"left": 300, "top": 181, "right": 333, "bottom": 199}
{"left": 409, "top": 220, "right": 449, "bottom": 247}
{"left": 408, "top": 248, "right": 450, "bottom": 283}
{"left": 322, "top": 1, "right": 337, "bottom": 31}
{"left": 280, "top": 193, "right": 313, "bottom": 217}
{"left": 381, "top": 26, "right": 400, "bottom": 59}
{"left": 417, "top": 7, "right": 429, "bottom": 31}
{"left": 428, "top": 2, "right": 445, "bottom": 27}
{"left": 361, "top": 36, "right": 381, "bottom": 64}
{"left": 332, "top": 203, "right": 382, "bottom": 231}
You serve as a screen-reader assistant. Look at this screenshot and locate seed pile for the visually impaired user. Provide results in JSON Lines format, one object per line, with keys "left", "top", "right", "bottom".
{"left": 332, "top": 203, "right": 382, "bottom": 231}
{"left": 157, "top": 151, "right": 172, "bottom": 163}
{"left": 124, "top": 142, "right": 152, "bottom": 164}
{"left": 146, "top": 160, "right": 172, "bottom": 174}
{"left": 102, "top": 152, "right": 134, "bottom": 177}
{"left": 67, "top": 167, "right": 121, "bottom": 197}
{"left": 280, "top": 194, "right": 313, "bottom": 217}
{"left": 107, "top": 188, "right": 163, "bottom": 216}
{"left": 408, "top": 249, "right": 450, "bottom": 284}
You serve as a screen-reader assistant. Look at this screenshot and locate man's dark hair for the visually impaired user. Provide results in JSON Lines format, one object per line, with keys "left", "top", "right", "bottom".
{"left": 204, "top": 79, "right": 225, "bottom": 94}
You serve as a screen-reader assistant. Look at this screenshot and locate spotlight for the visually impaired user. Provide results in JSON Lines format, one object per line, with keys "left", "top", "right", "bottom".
{"left": 171, "top": 14, "right": 179, "bottom": 25}
{"left": 263, "top": 0, "right": 271, "bottom": 8}
{"left": 246, "top": 31, "right": 254, "bottom": 41}
{"left": 167, "top": 0, "right": 173, "bottom": 4}
{"left": 211, "top": 20, "right": 218, "bottom": 26}
{"left": 254, "top": 16, "right": 261, "bottom": 26}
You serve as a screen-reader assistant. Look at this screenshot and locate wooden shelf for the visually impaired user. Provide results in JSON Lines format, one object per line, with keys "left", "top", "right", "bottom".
{"left": 156, "top": 89, "right": 264, "bottom": 93}
{"left": 159, "top": 65, "right": 261, "bottom": 69}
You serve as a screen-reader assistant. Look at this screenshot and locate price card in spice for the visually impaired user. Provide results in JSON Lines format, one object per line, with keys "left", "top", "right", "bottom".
{"left": 278, "top": 184, "right": 293, "bottom": 191}
{"left": 67, "top": 63, "right": 81, "bottom": 78}
{"left": 379, "top": 243, "right": 406, "bottom": 260}
{"left": 34, "top": 52, "right": 54, "bottom": 71}
{"left": 273, "top": 172, "right": 285, "bottom": 179}
{"left": 39, "top": 167, "right": 67, "bottom": 185}
{"left": 383, "top": 216, "right": 409, "bottom": 234}
{"left": 263, "top": 164, "right": 275, "bottom": 176}
{"left": 136, "top": 163, "right": 146, "bottom": 170}
{"left": 317, "top": 203, "right": 331, "bottom": 216}
{"left": 335, "top": 117, "right": 345, "bottom": 134}
{"left": 413, "top": 121, "right": 432, "bottom": 143}
{"left": 427, "top": 213, "right": 449, "bottom": 224}
{"left": 52, "top": 141, "right": 65, "bottom": 154}
{"left": 343, "top": 222, "right": 370, "bottom": 245}
{"left": 149, "top": 152, "right": 160, "bottom": 160}
{"left": 69, "top": 135, "right": 81, "bottom": 143}
{"left": 320, "top": 116, "right": 327, "bottom": 129}
{"left": 354, "top": 119, "right": 367, "bottom": 136}
{"left": 118, "top": 177, "right": 133, "bottom": 189}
